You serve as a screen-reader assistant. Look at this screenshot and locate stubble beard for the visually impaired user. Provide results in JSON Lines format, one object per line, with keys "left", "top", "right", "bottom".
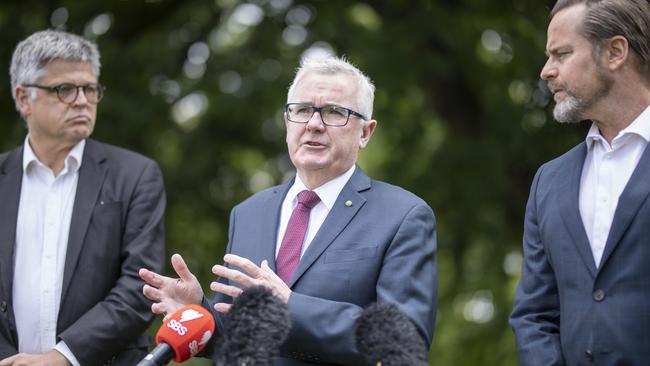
{"left": 551, "top": 67, "right": 614, "bottom": 124}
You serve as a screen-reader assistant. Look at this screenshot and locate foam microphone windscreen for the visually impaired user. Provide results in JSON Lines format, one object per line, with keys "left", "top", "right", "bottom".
{"left": 355, "top": 302, "right": 429, "bottom": 366}
{"left": 214, "top": 286, "right": 290, "bottom": 366}
{"left": 155, "top": 304, "right": 216, "bottom": 363}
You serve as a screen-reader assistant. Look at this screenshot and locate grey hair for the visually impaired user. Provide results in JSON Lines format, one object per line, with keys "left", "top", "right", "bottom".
{"left": 10, "top": 30, "right": 101, "bottom": 101}
{"left": 287, "top": 56, "right": 375, "bottom": 121}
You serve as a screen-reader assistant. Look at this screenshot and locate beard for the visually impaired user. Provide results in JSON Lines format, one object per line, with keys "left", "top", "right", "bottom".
{"left": 551, "top": 67, "right": 614, "bottom": 124}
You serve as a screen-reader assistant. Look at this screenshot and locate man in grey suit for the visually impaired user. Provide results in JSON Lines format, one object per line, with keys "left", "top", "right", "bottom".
{"left": 140, "top": 56, "right": 437, "bottom": 365}
{"left": 510, "top": 1, "right": 650, "bottom": 365}
{"left": 0, "top": 30, "right": 165, "bottom": 365}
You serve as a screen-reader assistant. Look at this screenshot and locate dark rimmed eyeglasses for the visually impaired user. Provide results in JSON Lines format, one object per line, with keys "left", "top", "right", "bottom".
{"left": 285, "top": 103, "right": 367, "bottom": 127}
{"left": 23, "top": 83, "right": 105, "bottom": 104}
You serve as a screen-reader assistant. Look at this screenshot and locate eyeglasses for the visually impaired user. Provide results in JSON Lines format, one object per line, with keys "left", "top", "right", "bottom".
{"left": 285, "top": 103, "right": 367, "bottom": 127}
{"left": 24, "top": 83, "right": 105, "bottom": 104}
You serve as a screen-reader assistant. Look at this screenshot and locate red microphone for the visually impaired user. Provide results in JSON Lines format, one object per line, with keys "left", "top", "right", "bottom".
{"left": 137, "top": 304, "right": 215, "bottom": 365}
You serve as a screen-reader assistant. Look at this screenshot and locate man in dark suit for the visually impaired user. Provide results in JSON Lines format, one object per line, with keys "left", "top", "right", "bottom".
{"left": 510, "top": 1, "right": 650, "bottom": 365}
{"left": 140, "top": 56, "right": 437, "bottom": 365}
{"left": 0, "top": 30, "right": 165, "bottom": 366}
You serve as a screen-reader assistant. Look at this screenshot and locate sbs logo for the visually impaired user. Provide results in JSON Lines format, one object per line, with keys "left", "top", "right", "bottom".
{"left": 167, "top": 319, "right": 188, "bottom": 336}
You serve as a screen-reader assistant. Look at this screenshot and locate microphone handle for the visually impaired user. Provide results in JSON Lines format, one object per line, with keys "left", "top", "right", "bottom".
{"left": 136, "top": 343, "right": 175, "bottom": 366}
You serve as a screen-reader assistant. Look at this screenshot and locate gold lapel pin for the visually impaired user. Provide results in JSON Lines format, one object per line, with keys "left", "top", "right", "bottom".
{"left": 345, "top": 200, "right": 353, "bottom": 207}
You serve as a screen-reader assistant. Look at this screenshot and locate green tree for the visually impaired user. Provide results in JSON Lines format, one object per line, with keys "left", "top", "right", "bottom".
{"left": 0, "top": 1, "right": 586, "bottom": 364}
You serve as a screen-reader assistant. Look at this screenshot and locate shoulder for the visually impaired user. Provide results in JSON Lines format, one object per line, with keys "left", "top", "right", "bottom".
{"left": 0, "top": 145, "right": 23, "bottom": 172}
{"left": 235, "top": 183, "right": 286, "bottom": 208}
{"left": 366, "top": 178, "right": 433, "bottom": 216}
{"left": 534, "top": 142, "right": 586, "bottom": 183}
{"left": 85, "top": 139, "right": 159, "bottom": 170}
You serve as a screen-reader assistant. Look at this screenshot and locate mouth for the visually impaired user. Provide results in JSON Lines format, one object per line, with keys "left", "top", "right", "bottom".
{"left": 68, "top": 115, "right": 92, "bottom": 124}
{"left": 302, "top": 140, "right": 326, "bottom": 148}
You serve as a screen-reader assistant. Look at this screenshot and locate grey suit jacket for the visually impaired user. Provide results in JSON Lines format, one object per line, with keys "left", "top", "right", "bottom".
{"left": 0, "top": 139, "right": 166, "bottom": 366}
{"left": 510, "top": 142, "right": 650, "bottom": 365}
{"left": 208, "top": 167, "right": 437, "bottom": 365}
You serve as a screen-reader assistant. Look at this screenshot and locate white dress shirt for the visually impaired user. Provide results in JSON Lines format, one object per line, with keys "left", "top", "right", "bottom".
{"left": 13, "top": 137, "right": 85, "bottom": 365}
{"left": 579, "top": 106, "right": 650, "bottom": 267}
{"left": 276, "top": 165, "right": 356, "bottom": 258}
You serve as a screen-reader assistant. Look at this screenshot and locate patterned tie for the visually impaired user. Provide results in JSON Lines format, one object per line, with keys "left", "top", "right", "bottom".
{"left": 276, "top": 190, "right": 321, "bottom": 284}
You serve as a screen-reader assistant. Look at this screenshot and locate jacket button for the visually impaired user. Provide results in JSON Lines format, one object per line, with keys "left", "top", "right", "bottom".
{"left": 593, "top": 289, "right": 605, "bottom": 301}
{"left": 0, "top": 301, "right": 6, "bottom": 313}
{"left": 585, "top": 349, "right": 593, "bottom": 361}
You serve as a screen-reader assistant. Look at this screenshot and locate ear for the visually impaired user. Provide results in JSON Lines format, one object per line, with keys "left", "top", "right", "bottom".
{"left": 15, "top": 85, "right": 33, "bottom": 118}
{"left": 604, "top": 35, "right": 629, "bottom": 71}
{"left": 358, "top": 119, "right": 377, "bottom": 149}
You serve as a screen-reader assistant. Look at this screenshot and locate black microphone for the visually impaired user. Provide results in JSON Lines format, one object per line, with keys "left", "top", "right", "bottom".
{"left": 213, "top": 286, "right": 290, "bottom": 366}
{"left": 355, "top": 302, "right": 429, "bottom": 366}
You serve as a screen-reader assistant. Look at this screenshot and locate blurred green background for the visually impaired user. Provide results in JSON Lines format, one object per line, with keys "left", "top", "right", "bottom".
{"left": 0, "top": 0, "right": 588, "bottom": 365}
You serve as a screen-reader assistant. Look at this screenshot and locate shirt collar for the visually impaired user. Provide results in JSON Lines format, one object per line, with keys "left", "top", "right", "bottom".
{"left": 288, "top": 165, "right": 356, "bottom": 211}
{"left": 585, "top": 105, "right": 650, "bottom": 150}
{"left": 22, "top": 136, "right": 86, "bottom": 174}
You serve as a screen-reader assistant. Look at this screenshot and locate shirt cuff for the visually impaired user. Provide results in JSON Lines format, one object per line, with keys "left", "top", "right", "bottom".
{"left": 54, "top": 341, "right": 81, "bottom": 366}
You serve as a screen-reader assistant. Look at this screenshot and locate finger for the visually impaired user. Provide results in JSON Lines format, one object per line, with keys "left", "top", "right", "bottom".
{"left": 224, "top": 254, "right": 262, "bottom": 278}
{"left": 151, "top": 302, "right": 167, "bottom": 315}
{"left": 214, "top": 303, "right": 232, "bottom": 313}
{"left": 0, "top": 353, "right": 19, "bottom": 365}
{"left": 210, "top": 281, "right": 243, "bottom": 298}
{"left": 138, "top": 268, "right": 169, "bottom": 288}
{"left": 171, "top": 253, "right": 195, "bottom": 282}
{"left": 212, "top": 264, "right": 255, "bottom": 288}
{"left": 142, "top": 284, "right": 161, "bottom": 302}
{"left": 260, "top": 260, "right": 274, "bottom": 274}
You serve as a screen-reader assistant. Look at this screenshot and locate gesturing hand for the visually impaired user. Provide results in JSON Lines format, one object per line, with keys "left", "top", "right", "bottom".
{"left": 139, "top": 253, "right": 204, "bottom": 321}
{"left": 210, "top": 254, "right": 292, "bottom": 313}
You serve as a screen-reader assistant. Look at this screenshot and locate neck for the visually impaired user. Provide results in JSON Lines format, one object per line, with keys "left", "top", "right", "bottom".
{"left": 298, "top": 166, "right": 353, "bottom": 190}
{"left": 589, "top": 81, "right": 650, "bottom": 143}
{"left": 28, "top": 136, "right": 76, "bottom": 176}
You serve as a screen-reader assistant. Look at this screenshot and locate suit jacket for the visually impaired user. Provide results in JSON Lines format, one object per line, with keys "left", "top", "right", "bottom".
{"left": 510, "top": 142, "right": 650, "bottom": 366}
{"left": 208, "top": 167, "right": 437, "bottom": 365}
{"left": 0, "top": 139, "right": 166, "bottom": 366}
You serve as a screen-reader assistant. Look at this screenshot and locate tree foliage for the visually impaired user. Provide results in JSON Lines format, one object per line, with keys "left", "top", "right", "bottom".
{"left": 0, "top": 1, "right": 587, "bottom": 364}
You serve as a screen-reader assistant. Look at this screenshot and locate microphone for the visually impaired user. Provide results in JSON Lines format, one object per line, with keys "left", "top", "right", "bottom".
{"left": 214, "top": 286, "right": 290, "bottom": 366}
{"left": 137, "top": 304, "right": 216, "bottom": 366}
{"left": 355, "top": 302, "right": 429, "bottom": 366}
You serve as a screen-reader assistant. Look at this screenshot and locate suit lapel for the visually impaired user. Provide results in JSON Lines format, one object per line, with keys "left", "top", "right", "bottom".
{"left": 288, "top": 168, "right": 370, "bottom": 287}
{"left": 0, "top": 147, "right": 23, "bottom": 303}
{"left": 61, "top": 140, "right": 107, "bottom": 301}
{"left": 599, "top": 143, "right": 650, "bottom": 269}
{"left": 260, "top": 181, "right": 292, "bottom": 272}
{"left": 557, "top": 143, "right": 597, "bottom": 277}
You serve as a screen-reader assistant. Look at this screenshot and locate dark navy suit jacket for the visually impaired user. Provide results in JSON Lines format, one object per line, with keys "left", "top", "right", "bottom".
{"left": 0, "top": 139, "right": 166, "bottom": 365}
{"left": 511, "top": 142, "right": 650, "bottom": 365}
{"left": 208, "top": 167, "right": 437, "bottom": 365}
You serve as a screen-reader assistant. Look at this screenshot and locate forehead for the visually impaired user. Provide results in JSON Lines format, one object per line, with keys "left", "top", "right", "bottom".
{"left": 547, "top": 4, "right": 590, "bottom": 50}
{"left": 39, "top": 59, "right": 96, "bottom": 82}
{"left": 291, "top": 71, "right": 359, "bottom": 105}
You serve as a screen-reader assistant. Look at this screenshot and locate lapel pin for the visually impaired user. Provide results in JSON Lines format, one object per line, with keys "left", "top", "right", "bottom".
{"left": 345, "top": 200, "right": 353, "bottom": 207}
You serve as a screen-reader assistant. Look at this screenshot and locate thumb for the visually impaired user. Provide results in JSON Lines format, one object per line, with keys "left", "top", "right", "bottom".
{"left": 171, "top": 253, "right": 195, "bottom": 282}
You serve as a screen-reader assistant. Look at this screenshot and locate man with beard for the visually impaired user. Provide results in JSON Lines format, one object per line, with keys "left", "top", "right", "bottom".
{"left": 510, "top": 1, "right": 650, "bottom": 365}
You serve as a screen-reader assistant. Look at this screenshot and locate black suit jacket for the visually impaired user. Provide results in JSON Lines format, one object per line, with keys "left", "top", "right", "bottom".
{"left": 0, "top": 139, "right": 166, "bottom": 365}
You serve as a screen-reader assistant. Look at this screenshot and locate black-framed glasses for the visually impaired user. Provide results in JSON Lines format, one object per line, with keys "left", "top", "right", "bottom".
{"left": 285, "top": 103, "right": 367, "bottom": 127}
{"left": 24, "top": 83, "right": 105, "bottom": 104}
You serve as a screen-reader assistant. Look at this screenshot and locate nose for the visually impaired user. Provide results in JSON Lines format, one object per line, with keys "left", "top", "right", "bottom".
{"left": 540, "top": 58, "right": 556, "bottom": 81}
{"left": 306, "top": 109, "right": 325, "bottom": 131}
{"left": 72, "top": 86, "right": 89, "bottom": 105}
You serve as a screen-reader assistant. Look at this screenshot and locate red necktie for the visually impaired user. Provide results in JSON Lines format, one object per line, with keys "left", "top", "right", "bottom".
{"left": 276, "top": 190, "right": 321, "bottom": 284}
